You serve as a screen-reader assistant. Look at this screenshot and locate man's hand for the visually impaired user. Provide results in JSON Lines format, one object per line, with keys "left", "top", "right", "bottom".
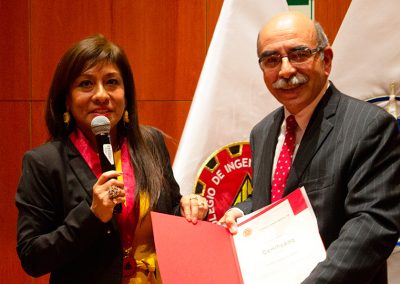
{"left": 217, "top": 208, "right": 244, "bottom": 234}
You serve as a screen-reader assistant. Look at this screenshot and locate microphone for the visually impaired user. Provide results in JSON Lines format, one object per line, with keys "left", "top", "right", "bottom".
{"left": 91, "top": 116, "right": 122, "bottom": 214}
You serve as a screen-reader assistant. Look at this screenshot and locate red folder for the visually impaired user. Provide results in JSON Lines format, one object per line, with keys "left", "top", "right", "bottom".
{"left": 151, "top": 211, "right": 243, "bottom": 284}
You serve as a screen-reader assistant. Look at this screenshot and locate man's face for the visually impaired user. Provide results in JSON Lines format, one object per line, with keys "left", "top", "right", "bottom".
{"left": 257, "top": 13, "right": 332, "bottom": 114}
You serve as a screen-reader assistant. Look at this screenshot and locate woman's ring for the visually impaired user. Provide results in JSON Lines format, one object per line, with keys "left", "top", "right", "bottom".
{"left": 190, "top": 196, "right": 198, "bottom": 201}
{"left": 108, "top": 185, "right": 119, "bottom": 199}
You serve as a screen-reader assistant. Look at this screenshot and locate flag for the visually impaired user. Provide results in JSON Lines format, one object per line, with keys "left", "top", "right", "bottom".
{"left": 330, "top": 0, "right": 400, "bottom": 282}
{"left": 330, "top": 0, "right": 400, "bottom": 123}
{"left": 173, "top": 0, "right": 287, "bottom": 196}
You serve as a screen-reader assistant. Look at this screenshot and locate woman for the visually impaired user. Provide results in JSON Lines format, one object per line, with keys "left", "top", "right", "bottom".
{"left": 16, "top": 34, "right": 208, "bottom": 284}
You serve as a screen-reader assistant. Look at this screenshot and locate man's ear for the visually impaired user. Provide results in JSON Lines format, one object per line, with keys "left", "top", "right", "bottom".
{"left": 323, "top": 46, "right": 333, "bottom": 75}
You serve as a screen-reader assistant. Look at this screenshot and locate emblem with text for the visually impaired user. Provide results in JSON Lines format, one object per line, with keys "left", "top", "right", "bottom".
{"left": 194, "top": 142, "right": 252, "bottom": 223}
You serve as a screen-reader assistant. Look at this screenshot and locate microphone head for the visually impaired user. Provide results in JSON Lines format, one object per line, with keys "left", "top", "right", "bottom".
{"left": 91, "top": 116, "right": 111, "bottom": 135}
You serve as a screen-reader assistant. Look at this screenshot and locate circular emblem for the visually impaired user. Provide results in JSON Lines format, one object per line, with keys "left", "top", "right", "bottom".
{"left": 193, "top": 142, "right": 252, "bottom": 223}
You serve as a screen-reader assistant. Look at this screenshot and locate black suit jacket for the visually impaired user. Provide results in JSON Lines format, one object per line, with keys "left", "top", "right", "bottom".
{"left": 16, "top": 128, "right": 181, "bottom": 283}
{"left": 236, "top": 83, "right": 400, "bottom": 283}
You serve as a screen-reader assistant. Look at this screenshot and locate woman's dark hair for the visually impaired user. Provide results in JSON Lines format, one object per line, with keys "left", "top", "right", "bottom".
{"left": 46, "top": 34, "right": 137, "bottom": 140}
{"left": 45, "top": 34, "right": 165, "bottom": 208}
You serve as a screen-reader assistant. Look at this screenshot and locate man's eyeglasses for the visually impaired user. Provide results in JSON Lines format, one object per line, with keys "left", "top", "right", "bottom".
{"left": 258, "top": 47, "right": 323, "bottom": 70}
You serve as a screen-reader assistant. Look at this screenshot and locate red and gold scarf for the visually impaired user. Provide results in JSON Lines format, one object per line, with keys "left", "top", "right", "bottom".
{"left": 69, "top": 129, "right": 139, "bottom": 277}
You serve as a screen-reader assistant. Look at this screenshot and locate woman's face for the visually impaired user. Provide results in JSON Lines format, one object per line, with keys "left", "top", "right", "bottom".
{"left": 67, "top": 62, "right": 126, "bottom": 142}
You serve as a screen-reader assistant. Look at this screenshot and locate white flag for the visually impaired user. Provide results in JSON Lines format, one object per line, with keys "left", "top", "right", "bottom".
{"left": 173, "top": 0, "right": 287, "bottom": 196}
{"left": 330, "top": 0, "right": 400, "bottom": 106}
{"left": 330, "top": 1, "right": 400, "bottom": 282}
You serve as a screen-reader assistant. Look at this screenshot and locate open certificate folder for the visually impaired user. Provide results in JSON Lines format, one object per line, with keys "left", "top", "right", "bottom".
{"left": 151, "top": 187, "right": 326, "bottom": 284}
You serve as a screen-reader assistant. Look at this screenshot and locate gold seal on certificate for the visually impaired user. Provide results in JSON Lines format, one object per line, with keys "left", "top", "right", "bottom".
{"left": 243, "top": 228, "right": 252, "bottom": 237}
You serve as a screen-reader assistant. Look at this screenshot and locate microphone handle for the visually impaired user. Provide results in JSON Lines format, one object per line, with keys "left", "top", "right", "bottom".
{"left": 95, "top": 134, "right": 122, "bottom": 214}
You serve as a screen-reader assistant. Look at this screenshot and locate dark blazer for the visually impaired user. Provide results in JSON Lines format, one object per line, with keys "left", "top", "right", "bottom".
{"left": 16, "top": 127, "right": 181, "bottom": 284}
{"left": 236, "top": 83, "right": 400, "bottom": 284}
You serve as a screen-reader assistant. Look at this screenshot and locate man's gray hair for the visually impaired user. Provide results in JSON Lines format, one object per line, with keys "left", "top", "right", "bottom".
{"left": 314, "top": 21, "right": 329, "bottom": 48}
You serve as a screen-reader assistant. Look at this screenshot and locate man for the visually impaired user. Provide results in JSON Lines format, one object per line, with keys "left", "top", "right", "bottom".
{"left": 219, "top": 11, "right": 400, "bottom": 283}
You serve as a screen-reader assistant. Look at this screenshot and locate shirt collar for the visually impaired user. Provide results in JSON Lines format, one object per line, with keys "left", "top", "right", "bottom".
{"left": 284, "top": 81, "right": 330, "bottom": 132}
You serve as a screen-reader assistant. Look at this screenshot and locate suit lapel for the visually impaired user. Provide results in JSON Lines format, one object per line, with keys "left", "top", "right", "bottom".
{"left": 66, "top": 139, "right": 120, "bottom": 231}
{"left": 285, "top": 84, "right": 339, "bottom": 195}
{"left": 66, "top": 140, "right": 97, "bottom": 200}
{"left": 254, "top": 109, "right": 284, "bottom": 208}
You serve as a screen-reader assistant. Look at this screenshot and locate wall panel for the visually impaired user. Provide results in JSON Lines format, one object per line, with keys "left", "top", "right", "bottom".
{"left": 0, "top": 0, "right": 30, "bottom": 282}
{"left": 0, "top": 0, "right": 29, "bottom": 101}
{"left": 206, "top": 0, "right": 224, "bottom": 48}
{"left": 137, "top": 101, "right": 191, "bottom": 162}
{"left": 112, "top": 0, "right": 179, "bottom": 101}
{"left": 31, "top": 101, "right": 48, "bottom": 148}
{"left": 112, "top": 1, "right": 206, "bottom": 102}
{"left": 0, "top": 103, "right": 31, "bottom": 283}
{"left": 315, "top": 0, "right": 352, "bottom": 43}
{"left": 30, "top": 0, "right": 114, "bottom": 101}
{"left": 173, "top": 1, "right": 207, "bottom": 101}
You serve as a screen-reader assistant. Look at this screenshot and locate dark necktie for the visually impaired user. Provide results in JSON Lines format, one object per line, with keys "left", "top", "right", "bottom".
{"left": 271, "top": 115, "right": 297, "bottom": 203}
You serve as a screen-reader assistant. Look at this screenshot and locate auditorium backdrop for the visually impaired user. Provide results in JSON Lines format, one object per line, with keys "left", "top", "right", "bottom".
{"left": 0, "top": 0, "right": 351, "bottom": 282}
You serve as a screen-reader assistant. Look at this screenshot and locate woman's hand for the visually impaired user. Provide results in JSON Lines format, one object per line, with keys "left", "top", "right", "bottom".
{"left": 180, "top": 194, "right": 208, "bottom": 224}
{"left": 90, "top": 171, "right": 126, "bottom": 222}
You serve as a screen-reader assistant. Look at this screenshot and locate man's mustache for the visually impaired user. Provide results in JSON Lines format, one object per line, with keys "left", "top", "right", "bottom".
{"left": 272, "top": 73, "right": 309, "bottom": 89}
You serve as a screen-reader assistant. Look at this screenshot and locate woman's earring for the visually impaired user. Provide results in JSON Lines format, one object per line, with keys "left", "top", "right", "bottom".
{"left": 63, "top": 112, "right": 70, "bottom": 126}
{"left": 123, "top": 110, "right": 130, "bottom": 123}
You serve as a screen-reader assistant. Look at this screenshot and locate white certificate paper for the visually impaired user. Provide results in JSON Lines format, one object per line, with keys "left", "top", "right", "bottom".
{"left": 234, "top": 187, "right": 326, "bottom": 283}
